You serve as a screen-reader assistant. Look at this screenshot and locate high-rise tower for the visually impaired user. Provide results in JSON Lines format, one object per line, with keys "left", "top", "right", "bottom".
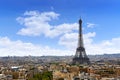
{"left": 73, "top": 19, "right": 90, "bottom": 65}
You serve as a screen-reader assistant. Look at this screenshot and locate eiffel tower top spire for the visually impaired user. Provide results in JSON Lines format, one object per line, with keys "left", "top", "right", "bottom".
{"left": 79, "top": 19, "right": 82, "bottom": 35}
{"left": 79, "top": 18, "right": 82, "bottom": 23}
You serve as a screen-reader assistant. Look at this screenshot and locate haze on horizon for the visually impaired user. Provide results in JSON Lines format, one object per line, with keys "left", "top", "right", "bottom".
{"left": 0, "top": 0, "right": 120, "bottom": 56}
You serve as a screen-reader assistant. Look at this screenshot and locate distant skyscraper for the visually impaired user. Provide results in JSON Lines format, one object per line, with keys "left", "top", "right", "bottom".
{"left": 73, "top": 19, "right": 90, "bottom": 65}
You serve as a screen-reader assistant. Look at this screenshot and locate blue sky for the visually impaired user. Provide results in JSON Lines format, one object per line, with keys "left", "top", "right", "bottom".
{"left": 0, "top": 0, "right": 120, "bottom": 56}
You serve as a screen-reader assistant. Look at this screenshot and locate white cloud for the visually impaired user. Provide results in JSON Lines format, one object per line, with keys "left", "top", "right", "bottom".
{"left": 15, "top": 11, "right": 120, "bottom": 55}
{"left": 0, "top": 36, "right": 73, "bottom": 56}
{"left": 17, "top": 11, "right": 78, "bottom": 38}
{"left": 59, "top": 33, "right": 78, "bottom": 50}
{"left": 17, "top": 11, "right": 59, "bottom": 36}
{"left": 0, "top": 35, "right": 120, "bottom": 56}
{"left": 46, "top": 23, "right": 78, "bottom": 38}
{"left": 87, "top": 23, "right": 96, "bottom": 28}
{"left": 59, "top": 32, "right": 96, "bottom": 50}
{"left": 59, "top": 32, "right": 120, "bottom": 55}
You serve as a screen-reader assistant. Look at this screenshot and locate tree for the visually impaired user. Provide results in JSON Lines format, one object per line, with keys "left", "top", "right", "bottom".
{"left": 28, "top": 71, "right": 53, "bottom": 80}
{"left": 58, "top": 78, "right": 64, "bottom": 80}
{"left": 12, "top": 72, "right": 19, "bottom": 79}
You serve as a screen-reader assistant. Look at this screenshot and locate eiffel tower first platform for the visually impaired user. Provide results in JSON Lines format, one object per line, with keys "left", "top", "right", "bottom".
{"left": 72, "top": 19, "right": 90, "bottom": 65}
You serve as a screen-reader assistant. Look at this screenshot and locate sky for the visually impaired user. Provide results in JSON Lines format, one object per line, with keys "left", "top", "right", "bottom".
{"left": 0, "top": 0, "right": 120, "bottom": 56}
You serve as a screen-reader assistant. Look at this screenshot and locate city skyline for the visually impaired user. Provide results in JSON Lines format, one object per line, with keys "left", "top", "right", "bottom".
{"left": 0, "top": 0, "right": 120, "bottom": 56}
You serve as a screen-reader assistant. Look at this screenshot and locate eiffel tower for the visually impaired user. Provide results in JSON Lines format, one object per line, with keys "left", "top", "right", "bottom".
{"left": 73, "top": 19, "right": 90, "bottom": 65}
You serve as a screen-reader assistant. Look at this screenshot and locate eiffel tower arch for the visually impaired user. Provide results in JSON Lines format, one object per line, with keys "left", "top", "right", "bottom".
{"left": 72, "top": 19, "right": 90, "bottom": 65}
